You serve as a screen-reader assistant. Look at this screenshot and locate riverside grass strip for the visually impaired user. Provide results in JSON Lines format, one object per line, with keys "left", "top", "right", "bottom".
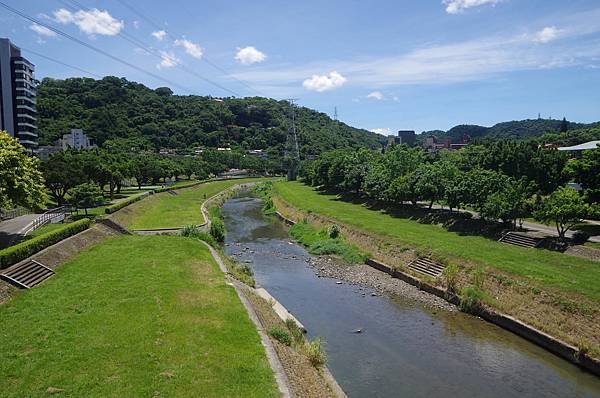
{"left": 274, "top": 181, "right": 600, "bottom": 303}
{"left": 0, "top": 235, "right": 278, "bottom": 398}
{"left": 123, "top": 178, "right": 275, "bottom": 230}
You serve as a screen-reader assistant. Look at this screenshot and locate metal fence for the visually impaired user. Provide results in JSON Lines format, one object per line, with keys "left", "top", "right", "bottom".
{"left": 0, "top": 207, "right": 29, "bottom": 221}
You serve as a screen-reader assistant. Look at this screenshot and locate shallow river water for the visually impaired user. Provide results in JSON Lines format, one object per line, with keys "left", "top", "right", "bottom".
{"left": 222, "top": 195, "right": 600, "bottom": 398}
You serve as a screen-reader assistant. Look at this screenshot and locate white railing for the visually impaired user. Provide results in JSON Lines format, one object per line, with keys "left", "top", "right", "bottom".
{"left": 25, "top": 206, "right": 70, "bottom": 235}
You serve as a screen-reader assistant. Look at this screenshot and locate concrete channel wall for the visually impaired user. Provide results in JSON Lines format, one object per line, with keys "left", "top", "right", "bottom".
{"left": 274, "top": 211, "right": 600, "bottom": 377}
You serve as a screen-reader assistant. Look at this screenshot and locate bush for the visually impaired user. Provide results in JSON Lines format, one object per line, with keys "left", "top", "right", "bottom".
{"left": 181, "top": 224, "right": 216, "bottom": 246}
{"left": 303, "top": 338, "right": 327, "bottom": 367}
{"left": 105, "top": 192, "right": 150, "bottom": 214}
{"left": 210, "top": 219, "right": 226, "bottom": 243}
{"left": 442, "top": 263, "right": 460, "bottom": 293}
{"left": 459, "top": 286, "right": 484, "bottom": 314}
{"left": 572, "top": 231, "right": 590, "bottom": 245}
{"left": 328, "top": 224, "right": 340, "bottom": 239}
{"left": 0, "top": 218, "right": 92, "bottom": 268}
{"left": 268, "top": 327, "right": 292, "bottom": 346}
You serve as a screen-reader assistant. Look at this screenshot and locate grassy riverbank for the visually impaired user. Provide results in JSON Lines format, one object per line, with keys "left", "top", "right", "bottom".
{"left": 273, "top": 180, "right": 600, "bottom": 356}
{"left": 0, "top": 235, "right": 278, "bottom": 397}
{"left": 116, "top": 178, "right": 270, "bottom": 230}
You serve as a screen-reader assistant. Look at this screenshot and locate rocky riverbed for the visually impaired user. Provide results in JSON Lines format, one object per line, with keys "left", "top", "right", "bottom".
{"left": 307, "top": 255, "right": 456, "bottom": 312}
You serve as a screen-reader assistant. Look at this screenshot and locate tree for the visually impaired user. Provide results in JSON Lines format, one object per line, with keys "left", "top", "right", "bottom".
{"left": 342, "top": 148, "right": 373, "bottom": 194}
{"left": 560, "top": 117, "right": 569, "bottom": 133}
{"left": 0, "top": 131, "right": 47, "bottom": 209}
{"left": 534, "top": 187, "right": 591, "bottom": 240}
{"left": 566, "top": 149, "right": 600, "bottom": 204}
{"left": 68, "top": 183, "right": 104, "bottom": 215}
{"left": 42, "top": 150, "right": 85, "bottom": 204}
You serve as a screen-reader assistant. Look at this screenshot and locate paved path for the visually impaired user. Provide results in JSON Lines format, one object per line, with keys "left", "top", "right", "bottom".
{"left": 423, "top": 203, "right": 600, "bottom": 243}
{"left": 0, "top": 214, "right": 40, "bottom": 249}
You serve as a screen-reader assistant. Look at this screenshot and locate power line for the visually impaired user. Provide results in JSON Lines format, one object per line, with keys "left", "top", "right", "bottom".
{"left": 0, "top": 1, "right": 194, "bottom": 94}
{"left": 19, "top": 46, "right": 103, "bottom": 78}
{"left": 56, "top": 0, "right": 241, "bottom": 97}
{"left": 114, "top": 0, "right": 268, "bottom": 97}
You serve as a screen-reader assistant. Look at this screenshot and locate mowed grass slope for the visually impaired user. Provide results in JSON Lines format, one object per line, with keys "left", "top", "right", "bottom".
{"left": 0, "top": 235, "right": 277, "bottom": 398}
{"left": 125, "top": 178, "right": 269, "bottom": 230}
{"left": 274, "top": 181, "right": 600, "bottom": 302}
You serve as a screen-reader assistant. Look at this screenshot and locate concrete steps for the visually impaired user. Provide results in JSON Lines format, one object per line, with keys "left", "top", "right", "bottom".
{"left": 498, "top": 232, "right": 542, "bottom": 248}
{"left": 1, "top": 260, "right": 55, "bottom": 288}
{"left": 407, "top": 257, "right": 446, "bottom": 278}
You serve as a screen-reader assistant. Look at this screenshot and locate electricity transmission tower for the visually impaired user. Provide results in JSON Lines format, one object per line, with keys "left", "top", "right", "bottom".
{"left": 284, "top": 99, "right": 300, "bottom": 181}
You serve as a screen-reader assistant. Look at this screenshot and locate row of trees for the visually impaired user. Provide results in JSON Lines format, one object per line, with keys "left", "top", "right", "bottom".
{"left": 42, "top": 146, "right": 276, "bottom": 204}
{"left": 300, "top": 143, "right": 598, "bottom": 238}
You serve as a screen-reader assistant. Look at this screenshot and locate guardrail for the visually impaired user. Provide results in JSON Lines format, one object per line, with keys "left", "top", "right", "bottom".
{"left": 25, "top": 206, "right": 71, "bottom": 235}
{"left": 0, "top": 207, "right": 29, "bottom": 221}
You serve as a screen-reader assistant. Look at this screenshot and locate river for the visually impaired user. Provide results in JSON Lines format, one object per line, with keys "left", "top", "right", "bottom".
{"left": 222, "top": 194, "right": 600, "bottom": 398}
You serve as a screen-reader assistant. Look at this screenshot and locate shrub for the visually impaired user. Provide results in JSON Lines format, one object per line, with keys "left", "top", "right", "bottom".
{"left": 442, "top": 263, "right": 460, "bottom": 293}
{"left": 0, "top": 218, "right": 92, "bottom": 268}
{"left": 328, "top": 224, "right": 340, "bottom": 239}
{"left": 262, "top": 197, "right": 276, "bottom": 215}
{"left": 572, "top": 231, "right": 590, "bottom": 245}
{"left": 303, "top": 338, "right": 327, "bottom": 367}
{"left": 104, "top": 192, "right": 150, "bottom": 214}
{"left": 210, "top": 219, "right": 226, "bottom": 243}
{"left": 459, "top": 286, "right": 484, "bottom": 314}
{"left": 268, "top": 327, "right": 292, "bottom": 346}
{"left": 181, "top": 224, "right": 216, "bottom": 246}
{"left": 285, "top": 318, "right": 305, "bottom": 345}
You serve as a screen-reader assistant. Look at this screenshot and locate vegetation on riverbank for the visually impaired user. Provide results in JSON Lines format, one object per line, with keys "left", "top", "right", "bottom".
{"left": 0, "top": 235, "right": 278, "bottom": 397}
{"left": 273, "top": 180, "right": 600, "bottom": 358}
{"left": 113, "top": 178, "right": 264, "bottom": 229}
{"left": 289, "top": 220, "right": 366, "bottom": 264}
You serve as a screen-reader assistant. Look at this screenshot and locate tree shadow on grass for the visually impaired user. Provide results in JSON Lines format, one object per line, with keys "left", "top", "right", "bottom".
{"left": 323, "top": 190, "right": 506, "bottom": 241}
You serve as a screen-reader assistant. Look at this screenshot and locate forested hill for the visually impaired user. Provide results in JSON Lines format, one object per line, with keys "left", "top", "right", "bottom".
{"left": 421, "top": 118, "right": 600, "bottom": 142}
{"left": 37, "top": 76, "right": 384, "bottom": 155}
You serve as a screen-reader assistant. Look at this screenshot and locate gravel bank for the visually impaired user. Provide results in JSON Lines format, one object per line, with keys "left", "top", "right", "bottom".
{"left": 308, "top": 255, "right": 456, "bottom": 312}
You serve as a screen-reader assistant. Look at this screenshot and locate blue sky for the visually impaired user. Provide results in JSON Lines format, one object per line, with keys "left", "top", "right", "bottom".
{"left": 1, "top": 0, "right": 600, "bottom": 134}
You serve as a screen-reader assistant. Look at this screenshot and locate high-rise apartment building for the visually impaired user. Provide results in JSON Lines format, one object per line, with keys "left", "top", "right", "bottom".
{"left": 0, "top": 38, "right": 37, "bottom": 151}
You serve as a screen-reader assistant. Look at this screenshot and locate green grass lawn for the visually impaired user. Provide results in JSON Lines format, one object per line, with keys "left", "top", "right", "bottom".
{"left": 0, "top": 235, "right": 277, "bottom": 398}
{"left": 127, "top": 178, "right": 272, "bottom": 230}
{"left": 274, "top": 181, "right": 600, "bottom": 302}
{"left": 23, "top": 222, "right": 72, "bottom": 239}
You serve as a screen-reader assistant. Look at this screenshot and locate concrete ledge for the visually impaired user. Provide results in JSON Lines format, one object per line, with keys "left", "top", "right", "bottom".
{"left": 255, "top": 287, "right": 307, "bottom": 333}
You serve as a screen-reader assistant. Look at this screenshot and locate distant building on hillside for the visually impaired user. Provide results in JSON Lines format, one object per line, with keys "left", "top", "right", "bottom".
{"left": 248, "top": 149, "right": 268, "bottom": 158}
{"left": 387, "top": 129, "right": 416, "bottom": 147}
{"left": 59, "top": 128, "right": 94, "bottom": 150}
{"left": 37, "top": 128, "right": 95, "bottom": 160}
{"left": 0, "top": 38, "right": 37, "bottom": 152}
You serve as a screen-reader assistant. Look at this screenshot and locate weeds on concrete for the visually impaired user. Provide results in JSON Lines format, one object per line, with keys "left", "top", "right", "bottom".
{"left": 268, "top": 327, "right": 292, "bottom": 346}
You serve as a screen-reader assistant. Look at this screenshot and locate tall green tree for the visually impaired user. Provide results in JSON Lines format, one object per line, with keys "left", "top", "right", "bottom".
{"left": 69, "top": 183, "right": 104, "bottom": 215}
{"left": 0, "top": 131, "right": 47, "bottom": 209}
{"left": 534, "top": 187, "right": 592, "bottom": 239}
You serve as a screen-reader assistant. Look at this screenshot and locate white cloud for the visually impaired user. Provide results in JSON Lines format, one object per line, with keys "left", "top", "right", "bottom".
{"left": 133, "top": 20, "right": 140, "bottom": 29}
{"left": 157, "top": 51, "right": 180, "bottom": 69}
{"left": 369, "top": 128, "right": 392, "bottom": 135}
{"left": 152, "top": 30, "right": 166, "bottom": 41}
{"left": 302, "top": 71, "right": 347, "bottom": 92}
{"left": 174, "top": 38, "right": 203, "bottom": 59}
{"left": 235, "top": 46, "right": 267, "bottom": 65}
{"left": 29, "top": 23, "right": 56, "bottom": 37}
{"left": 533, "top": 26, "right": 561, "bottom": 43}
{"left": 443, "top": 0, "right": 502, "bottom": 14}
{"left": 53, "top": 8, "right": 124, "bottom": 36}
{"left": 367, "top": 91, "right": 384, "bottom": 100}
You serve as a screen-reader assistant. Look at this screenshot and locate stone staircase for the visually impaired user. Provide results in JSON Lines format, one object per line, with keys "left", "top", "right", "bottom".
{"left": 498, "top": 232, "right": 543, "bottom": 248}
{"left": 0, "top": 260, "right": 55, "bottom": 289}
{"left": 407, "top": 257, "right": 446, "bottom": 278}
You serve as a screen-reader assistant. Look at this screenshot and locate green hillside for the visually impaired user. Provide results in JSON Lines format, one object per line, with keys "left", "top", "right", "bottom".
{"left": 37, "top": 76, "right": 384, "bottom": 156}
{"left": 422, "top": 118, "right": 600, "bottom": 142}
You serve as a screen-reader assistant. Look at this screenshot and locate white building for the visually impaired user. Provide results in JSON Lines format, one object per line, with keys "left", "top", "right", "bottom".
{"left": 59, "top": 128, "right": 93, "bottom": 150}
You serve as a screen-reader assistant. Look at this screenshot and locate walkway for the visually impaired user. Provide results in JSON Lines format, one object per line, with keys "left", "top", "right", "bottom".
{"left": 0, "top": 214, "right": 40, "bottom": 249}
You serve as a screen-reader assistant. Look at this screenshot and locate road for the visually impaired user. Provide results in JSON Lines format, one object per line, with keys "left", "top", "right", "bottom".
{"left": 0, "top": 214, "right": 41, "bottom": 249}
{"left": 423, "top": 203, "right": 600, "bottom": 243}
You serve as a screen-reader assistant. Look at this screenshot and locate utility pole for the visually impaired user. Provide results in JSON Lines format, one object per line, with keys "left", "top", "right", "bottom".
{"left": 284, "top": 99, "right": 300, "bottom": 181}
